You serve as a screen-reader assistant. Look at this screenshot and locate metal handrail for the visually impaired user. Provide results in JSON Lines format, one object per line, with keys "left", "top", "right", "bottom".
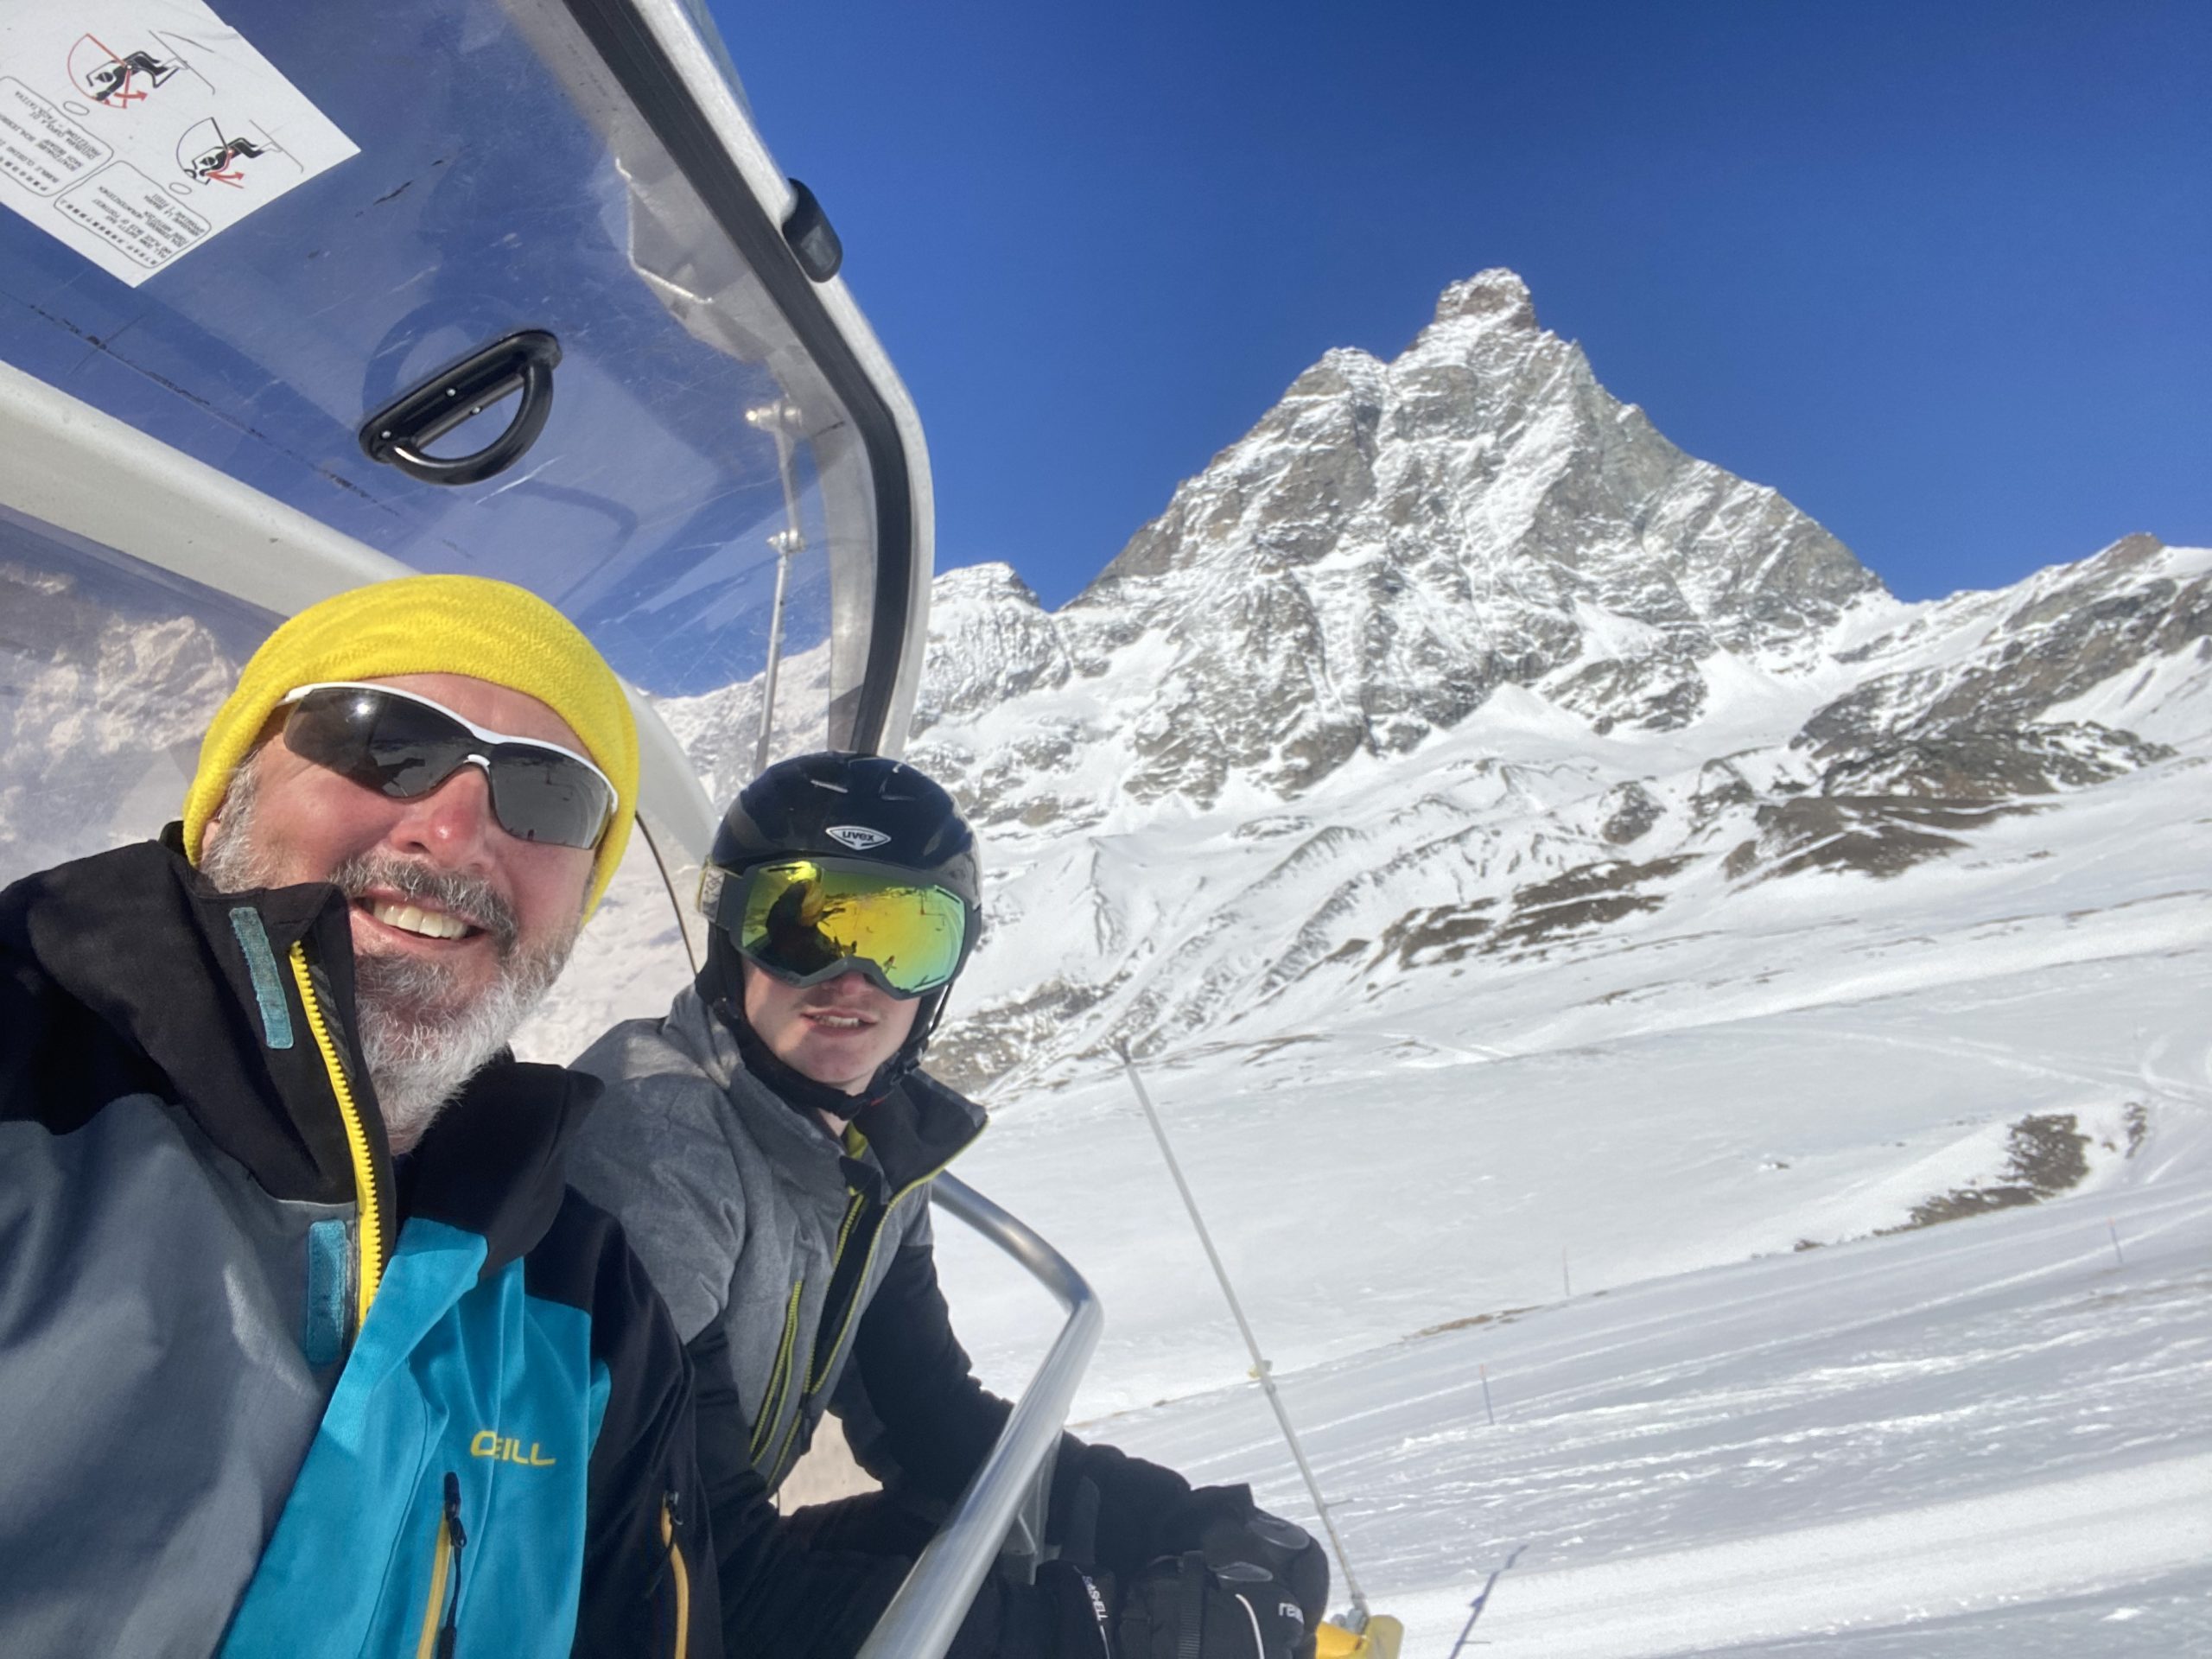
{"left": 855, "top": 1173, "right": 1104, "bottom": 1659}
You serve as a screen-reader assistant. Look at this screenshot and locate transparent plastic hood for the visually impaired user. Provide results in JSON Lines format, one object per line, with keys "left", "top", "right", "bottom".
{"left": 0, "top": 0, "right": 931, "bottom": 882}
{"left": 0, "top": 0, "right": 924, "bottom": 702}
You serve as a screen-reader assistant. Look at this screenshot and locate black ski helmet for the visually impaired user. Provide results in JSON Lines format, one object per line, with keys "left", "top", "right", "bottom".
{"left": 701, "top": 752, "right": 982, "bottom": 1074}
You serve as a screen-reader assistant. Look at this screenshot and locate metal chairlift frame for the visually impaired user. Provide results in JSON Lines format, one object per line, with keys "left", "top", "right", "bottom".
{"left": 0, "top": 2, "right": 1098, "bottom": 1653}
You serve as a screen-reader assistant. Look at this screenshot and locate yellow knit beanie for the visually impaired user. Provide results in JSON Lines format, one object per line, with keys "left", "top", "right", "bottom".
{"left": 184, "top": 575, "right": 638, "bottom": 918}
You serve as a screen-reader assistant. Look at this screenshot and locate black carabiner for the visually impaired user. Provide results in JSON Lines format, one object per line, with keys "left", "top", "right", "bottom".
{"left": 359, "top": 330, "right": 562, "bottom": 487}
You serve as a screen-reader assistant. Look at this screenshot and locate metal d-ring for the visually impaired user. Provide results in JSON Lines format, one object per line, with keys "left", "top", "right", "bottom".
{"left": 359, "top": 329, "right": 563, "bottom": 486}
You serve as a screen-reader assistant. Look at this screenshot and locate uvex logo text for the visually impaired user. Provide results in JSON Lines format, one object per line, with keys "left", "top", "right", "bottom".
{"left": 471, "top": 1429, "right": 556, "bottom": 1467}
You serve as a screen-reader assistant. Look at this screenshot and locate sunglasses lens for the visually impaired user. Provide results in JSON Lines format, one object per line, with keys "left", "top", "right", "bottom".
{"left": 283, "top": 687, "right": 455, "bottom": 790}
{"left": 736, "top": 860, "right": 967, "bottom": 995}
{"left": 486, "top": 747, "right": 615, "bottom": 849}
{"left": 282, "top": 688, "right": 613, "bottom": 850}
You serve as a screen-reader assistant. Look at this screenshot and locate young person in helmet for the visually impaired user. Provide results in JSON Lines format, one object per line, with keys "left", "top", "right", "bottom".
{"left": 565, "top": 752, "right": 1330, "bottom": 1658}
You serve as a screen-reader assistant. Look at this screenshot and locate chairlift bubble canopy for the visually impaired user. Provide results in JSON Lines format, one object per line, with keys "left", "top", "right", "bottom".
{"left": 0, "top": 0, "right": 931, "bottom": 888}
{"left": 0, "top": 13, "right": 1103, "bottom": 1657}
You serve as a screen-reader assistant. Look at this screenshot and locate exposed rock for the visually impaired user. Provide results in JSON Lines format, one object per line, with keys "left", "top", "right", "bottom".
{"left": 1798, "top": 536, "right": 2210, "bottom": 760}
{"left": 1739, "top": 798, "right": 2030, "bottom": 881}
{"left": 1885, "top": 1114, "right": 2094, "bottom": 1231}
{"left": 1491, "top": 856, "right": 1695, "bottom": 949}
{"left": 1431, "top": 268, "right": 1539, "bottom": 332}
{"left": 925, "top": 976, "right": 1114, "bottom": 1097}
{"left": 1599, "top": 782, "right": 1664, "bottom": 845}
{"left": 1376, "top": 899, "right": 1496, "bottom": 969}
{"left": 1818, "top": 723, "right": 2172, "bottom": 799}
{"left": 913, "top": 266, "right": 1885, "bottom": 814}
{"left": 911, "top": 563, "right": 1072, "bottom": 727}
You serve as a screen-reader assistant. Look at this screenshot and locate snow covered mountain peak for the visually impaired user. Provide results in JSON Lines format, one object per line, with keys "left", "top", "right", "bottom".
{"left": 912, "top": 268, "right": 1889, "bottom": 832}
{"left": 1427, "top": 265, "right": 1540, "bottom": 332}
{"left": 878, "top": 273, "right": 2211, "bottom": 1091}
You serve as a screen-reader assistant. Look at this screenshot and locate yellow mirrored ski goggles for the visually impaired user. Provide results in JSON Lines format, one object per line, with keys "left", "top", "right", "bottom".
{"left": 703, "top": 857, "right": 969, "bottom": 997}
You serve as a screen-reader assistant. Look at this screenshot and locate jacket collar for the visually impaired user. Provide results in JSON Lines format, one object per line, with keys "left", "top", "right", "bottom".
{"left": 399, "top": 1054, "right": 601, "bottom": 1278}
{"left": 2, "top": 831, "right": 594, "bottom": 1277}
{"left": 4, "top": 828, "right": 367, "bottom": 1205}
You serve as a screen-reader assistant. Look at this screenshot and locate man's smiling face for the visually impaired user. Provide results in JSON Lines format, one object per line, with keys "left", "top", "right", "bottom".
{"left": 741, "top": 959, "right": 920, "bottom": 1096}
{"left": 200, "top": 671, "right": 597, "bottom": 1148}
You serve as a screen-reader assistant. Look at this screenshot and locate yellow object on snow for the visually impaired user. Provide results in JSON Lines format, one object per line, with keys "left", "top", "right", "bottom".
{"left": 1314, "top": 1613, "right": 1404, "bottom": 1659}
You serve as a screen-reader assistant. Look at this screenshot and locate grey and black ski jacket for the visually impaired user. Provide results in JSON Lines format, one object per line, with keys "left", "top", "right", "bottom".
{"left": 0, "top": 834, "right": 717, "bottom": 1657}
{"left": 569, "top": 989, "right": 979, "bottom": 1495}
{"left": 568, "top": 990, "right": 1202, "bottom": 1656}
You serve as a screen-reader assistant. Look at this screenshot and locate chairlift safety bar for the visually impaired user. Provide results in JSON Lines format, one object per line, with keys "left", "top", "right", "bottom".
{"left": 858, "top": 1173, "right": 1105, "bottom": 1659}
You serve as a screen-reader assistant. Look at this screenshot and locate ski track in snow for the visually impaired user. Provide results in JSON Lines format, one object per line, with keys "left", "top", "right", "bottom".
{"left": 1027, "top": 1128, "right": 2212, "bottom": 1656}
{"left": 1391, "top": 1455, "right": 2212, "bottom": 1656}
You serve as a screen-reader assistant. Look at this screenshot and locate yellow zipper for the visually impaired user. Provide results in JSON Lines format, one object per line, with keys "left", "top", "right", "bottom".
{"left": 413, "top": 1506, "right": 457, "bottom": 1659}
{"left": 660, "top": 1497, "right": 691, "bottom": 1659}
{"left": 757, "top": 1187, "right": 865, "bottom": 1478}
{"left": 830, "top": 1185, "right": 867, "bottom": 1262}
{"left": 288, "top": 943, "right": 385, "bottom": 1327}
{"left": 766, "top": 1154, "right": 969, "bottom": 1483}
{"left": 746, "top": 1278, "right": 806, "bottom": 1464}
{"left": 806, "top": 1166, "right": 959, "bottom": 1396}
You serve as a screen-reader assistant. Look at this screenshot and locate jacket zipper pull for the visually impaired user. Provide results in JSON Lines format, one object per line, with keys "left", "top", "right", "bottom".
{"left": 437, "top": 1471, "right": 467, "bottom": 1659}
{"left": 660, "top": 1489, "right": 693, "bottom": 1659}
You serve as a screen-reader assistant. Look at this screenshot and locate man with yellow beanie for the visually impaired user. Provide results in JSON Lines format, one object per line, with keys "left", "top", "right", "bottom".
{"left": 0, "top": 575, "right": 720, "bottom": 1656}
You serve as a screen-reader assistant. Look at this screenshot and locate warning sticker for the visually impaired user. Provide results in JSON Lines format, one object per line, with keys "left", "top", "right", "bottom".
{"left": 0, "top": 1, "right": 356, "bottom": 287}
{"left": 57, "top": 161, "right": 210, "bottom": 268}
{"left": 0, "top": 78, "right": 113, "bottom": 196}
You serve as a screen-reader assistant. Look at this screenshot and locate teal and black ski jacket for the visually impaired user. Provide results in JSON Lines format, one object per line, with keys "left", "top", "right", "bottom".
{"left": 0, "top": 834, "right": 715, "bottom": 1657}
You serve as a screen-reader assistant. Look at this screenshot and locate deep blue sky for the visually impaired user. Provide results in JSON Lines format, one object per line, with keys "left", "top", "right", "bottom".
{"left": 709, "top": 1, "right": 2210, "bottom": 608}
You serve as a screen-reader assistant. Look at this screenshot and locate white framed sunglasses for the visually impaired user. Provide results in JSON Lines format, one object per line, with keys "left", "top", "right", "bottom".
{"left": 278, "top": 681, "right": 617, "bottom": 849}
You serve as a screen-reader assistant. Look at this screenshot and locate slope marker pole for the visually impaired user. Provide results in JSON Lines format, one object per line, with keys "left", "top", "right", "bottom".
{"left": 1116, "top": 1044, "right": 1372, "bottom": 1630}
{"left": 1479, "top": 1363, "right": 1496, "bottom": 1427}
{"left": 1445, "top": 1545, "right": 1524, "bottom": 1659}
{"left": 2107, "top": 1218, "right": 2125, "bottom": 1268}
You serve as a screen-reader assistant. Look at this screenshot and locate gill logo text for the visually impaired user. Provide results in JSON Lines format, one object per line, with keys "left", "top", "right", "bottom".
{"left": 471, "top": 1429, "right": 556, "bottom": 1467}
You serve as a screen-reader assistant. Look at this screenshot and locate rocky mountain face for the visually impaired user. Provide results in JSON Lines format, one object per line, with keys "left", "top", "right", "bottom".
{"left": 908, "top": 270, "right": 1886, "bottom": 825}
{"left": 849, "top": 272, "right": 2209, "bottom": 1094}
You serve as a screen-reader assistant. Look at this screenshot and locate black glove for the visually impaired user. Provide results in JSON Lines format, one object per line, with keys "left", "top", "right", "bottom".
{"left": 1151, "top": 1485, "right": 1330, "bottom": 1639}
{"left": 1115, "top": 1551, "right": 1312, "bottom": 1659}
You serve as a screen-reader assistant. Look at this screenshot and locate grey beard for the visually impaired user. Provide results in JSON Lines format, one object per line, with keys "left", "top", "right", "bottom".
{"left": 200, "top": 757, "right": 575, "bottom": 1153}
{"left": 344, "top": 901, "right": 566, "bottom": 1153}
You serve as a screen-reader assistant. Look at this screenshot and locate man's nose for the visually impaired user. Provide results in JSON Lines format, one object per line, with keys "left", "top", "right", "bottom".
{"left": 389, "top": 762, "right": 499, "bottom": 868}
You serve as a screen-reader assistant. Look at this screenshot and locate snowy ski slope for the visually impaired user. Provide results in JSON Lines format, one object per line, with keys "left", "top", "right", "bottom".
{"left": 925, "top": 746, "right": 2212, "bottom": 1654}
{"left": 1115, "top": 1146, "right": 2212, "bottom": 1654}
